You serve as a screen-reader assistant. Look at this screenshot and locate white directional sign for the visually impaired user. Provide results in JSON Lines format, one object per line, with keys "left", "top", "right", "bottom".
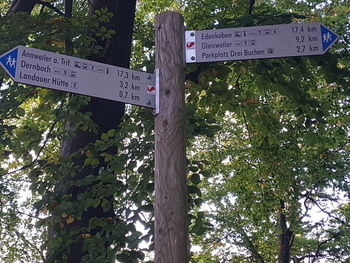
{"left": 0, "top": 46, "right": 156, "bottom": 108}
{"left": 185, "top": 22, "right": 339, "bottom": 63}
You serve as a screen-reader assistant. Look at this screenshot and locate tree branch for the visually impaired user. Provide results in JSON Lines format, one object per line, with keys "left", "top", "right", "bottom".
{"left": 0, "top": 120, "right": 58, "bottom": 178}
{"left": 248, "top": 0, "right": 255, "bottom": 14}
{"left": 14, "top": 229, "right": 45, "bottom": 261}
{"left": 87, "top": 0, "right": 97, "bottom": 12}
{"left": 307, "top": 195, "right": 346, "bottom": 225}
{"left": 234, "top": 213, "right": 265, "bottom": 263}
{"left": 36, "top": 0, "right": 65, "bottom": 16}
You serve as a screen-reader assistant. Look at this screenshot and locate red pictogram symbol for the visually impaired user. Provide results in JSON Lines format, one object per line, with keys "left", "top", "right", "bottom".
{"left": 186, "top": 42, "right": 195, "bottom": 49}
{"left": 147, "top": 86, "right": 156, "bottom": 94}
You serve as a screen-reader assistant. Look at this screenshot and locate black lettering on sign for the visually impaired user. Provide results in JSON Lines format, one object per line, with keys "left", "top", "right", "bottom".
{"left": 131, "top": 93, "right": 140, "bottom": 101}
{"left": 309, "top": 45, "right": 319, "bottom": 52}
{"left": 308, "top": 36, "right": 318, "bottom": 41}
{"left": 308, "top": 26, "right": 317, "bottom": 32}
{"left": 117, "top": 70, "right": 129, "bottom": 79}
{"left": 52, "top": 77, "right": 69, "bottom": 87}
{"left": 132, "top": 83, "right": 140, "bottom": 91}
{"left": 119, "top": 91, "right": 128, "bottom": 99}
{"left": 296, "top": 45, "right": 305, "bottom": 53}
{"left": 120, "top": 81, "right": 128, "bottom": 89}
{"left": 21, "top": 60, "right": 51, "bottom": 73}
{"left": 132, "top": 73, "right": 141, "bottom": 81}
{"left": 19, "top": 71, "right": 50, "bottom": 83}
{"left": 295, "top": 36, "right": 305, "bottom": 43}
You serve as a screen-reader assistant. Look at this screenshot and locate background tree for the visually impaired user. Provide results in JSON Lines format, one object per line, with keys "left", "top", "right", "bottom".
{"left": 1, "top": 0, "right": 151, "bottom": 262}
{"left": 182, "top": 1, "right": 350, "bottom": 262}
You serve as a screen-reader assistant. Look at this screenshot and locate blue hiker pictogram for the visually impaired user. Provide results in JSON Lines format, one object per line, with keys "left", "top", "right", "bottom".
{"left": 320, "top": 25, "right": 339, "bottom": 52}
{"left": 0, "top": 48, "right": 18, "bottom": 78}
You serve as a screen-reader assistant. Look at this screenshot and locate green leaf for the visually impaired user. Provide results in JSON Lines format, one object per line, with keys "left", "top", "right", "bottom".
{"left": 190, "top": 173, "right": 201, "bottom": 185}
{"left": 116, "top": 252, "right": 132, "bottom": 262}
{"left": 107, "top": 129, "right": 116, "bottom": 137}
{"left": 101, "top": 133, "right": 109, "bottom": 141}
{"left": 101, "top": 199, "right": 111, "bottom": 212}
{"left": 90, "top": 158, "right": 100, "bottom": 166}
{"left": 188, "top": 185, "right": 202, "bottom": 196}
{"left": 189, "top": 166, "right": 199, "bottom": 172}
{"left": 16, "top": 107, "right": 25, "bottom": 117}
{"left": 92, "top": 198, "right": 101, "bottom": 208}
{"left": 84, "top": 157, "right": 92, "bottom": 166}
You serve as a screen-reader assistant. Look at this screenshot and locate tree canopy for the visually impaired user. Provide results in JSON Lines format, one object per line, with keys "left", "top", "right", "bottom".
{"left": 0, "top": 0, "right": 349, "bottom": 262}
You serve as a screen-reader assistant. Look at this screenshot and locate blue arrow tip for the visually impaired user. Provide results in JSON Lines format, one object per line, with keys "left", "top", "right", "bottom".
{"left": 320, "top": 25, "right": 338, "bottom": 52}
{"left": 0, "top": 48, "right": 18, "bottom": 78}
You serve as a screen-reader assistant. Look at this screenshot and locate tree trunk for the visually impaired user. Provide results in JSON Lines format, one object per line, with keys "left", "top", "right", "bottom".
{"left": 7, "top": 0, "right": 36, "bottom": 14}
{"left": 64, "top": 0, "right": 73, "bottom": 53}
{"left": 56, "top": 0, "right": 137, "bottom": 262}
{"left": 278, "top": 200, "right": 294, "bottom": 263}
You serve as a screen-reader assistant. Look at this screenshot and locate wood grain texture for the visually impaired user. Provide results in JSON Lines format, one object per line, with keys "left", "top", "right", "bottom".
{"left": 155, "top": 12, "right": 188, "bottom": 263}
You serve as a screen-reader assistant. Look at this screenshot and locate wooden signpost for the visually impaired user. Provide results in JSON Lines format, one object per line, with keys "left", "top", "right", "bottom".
{"left": 154, "top": 12, "right": 188, "bottom": 262}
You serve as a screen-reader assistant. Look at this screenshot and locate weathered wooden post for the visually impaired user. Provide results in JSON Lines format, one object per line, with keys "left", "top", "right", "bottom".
{"left": 154, "top": 12, "right": 188, "bottom": 262}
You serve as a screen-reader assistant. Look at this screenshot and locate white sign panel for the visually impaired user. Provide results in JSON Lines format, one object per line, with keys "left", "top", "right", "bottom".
{"left": 0, "top": 46, "right": 156, "bottom": 108}
{"left": 185, "top": 22, "right": 339, "bottom": 63}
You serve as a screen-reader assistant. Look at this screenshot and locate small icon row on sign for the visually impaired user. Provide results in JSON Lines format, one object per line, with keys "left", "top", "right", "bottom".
{"left": 234, "top": 28, "right": 279, "bottom": 38}
{"left": 53, "top": 67, "right": 77, "bottom": 78}
{"left": 235, "top": 39, "right": 257, "bottom": 47}
{"left": 257, "top": 28, "right": 279, "bottom": 36}
{"left": 74, "top": 61, "right": 110, "bottom": 75}
{"left": 235, "top": 30, "right": 258, "bottom": 38}
{"left": 71, "top": 81, "right": 78, "bottom": 89}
